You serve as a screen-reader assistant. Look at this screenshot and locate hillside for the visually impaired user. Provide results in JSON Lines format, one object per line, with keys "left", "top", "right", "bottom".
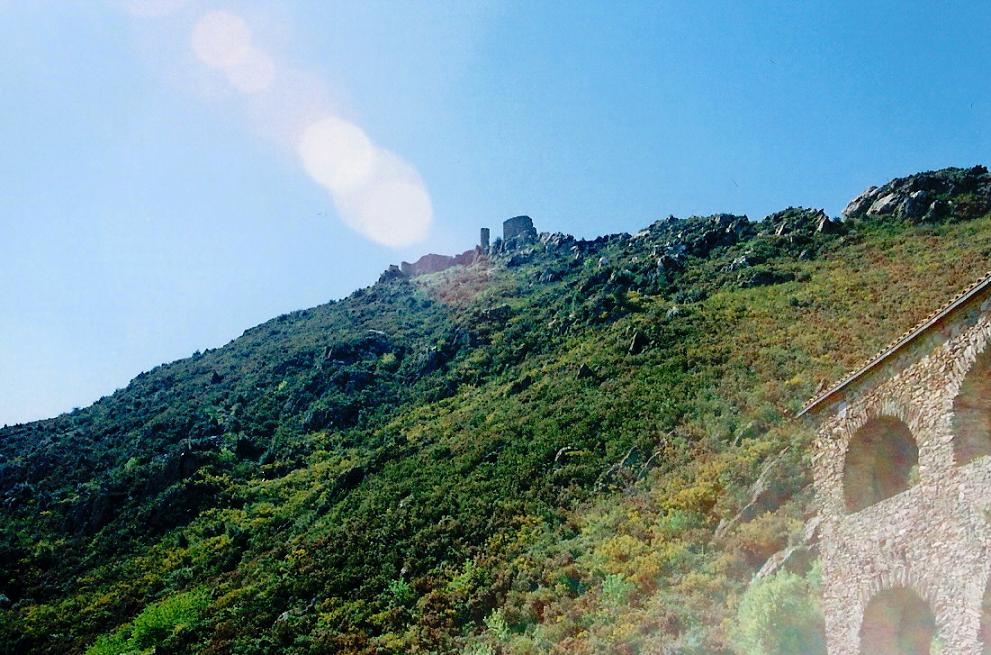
{"left": 2, "top": 166, "right": 991, "bottom": 654}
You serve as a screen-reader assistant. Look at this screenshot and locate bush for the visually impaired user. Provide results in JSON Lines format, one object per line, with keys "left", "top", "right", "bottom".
{"left": 601, "top": 573, "right": 635, "bottom": 607}
{"left": 86, "top": 588, "right": 210, "bottom": 655}
{"left": 733, "top": 567, "right": 825, "bottom": 655}
{"left": 484, "top": 608, "right": 511, "bottom": 642}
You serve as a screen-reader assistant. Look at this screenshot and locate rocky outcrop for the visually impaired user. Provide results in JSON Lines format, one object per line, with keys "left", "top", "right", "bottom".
{"left": 714, "top": 450, "right": 793, "bottom": 540}
{"left": 755, "top": 515, "right": 821, "bottom": 580}
{"left": 762, "top": 207, "right": 842, "bottom": 237}
{"left": 841, "top": 165, "right": 991, "bottom": 222}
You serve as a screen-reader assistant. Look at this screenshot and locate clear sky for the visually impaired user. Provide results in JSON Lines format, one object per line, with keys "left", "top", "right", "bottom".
{"left": 1, "top": 1, "right": 989, "bottom": 426}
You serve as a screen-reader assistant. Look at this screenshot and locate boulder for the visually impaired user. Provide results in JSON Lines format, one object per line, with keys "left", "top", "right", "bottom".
{"left": 714, "top": 450, "right": 792, "bottom": 540}
{"left": 755, "top": 516, "right": 822, "bottom": 580}
{"left": 842, "top": 186, "right": 879, "bottom": 218}
{"left": 901, "top": 190, "right": 929, "bottom": 219}
{"left": 627, "top": 330, "right": 649, "bottom": 355}
{"left": 575, "top": 362, "right": 597, "bottom": 381}
{"left": 868, "top": 193, "right": 900, "bottom": 215}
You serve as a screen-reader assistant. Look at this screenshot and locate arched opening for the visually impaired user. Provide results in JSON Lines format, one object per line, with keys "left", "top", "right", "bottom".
{"left": 953, "top": 348, "right": 991, "bottom": 466}
{"left": 844, "top": 417, "right": 918, "bottom": 513}
{"left": 860, "top": 588, "right": 936, "bottom": 655}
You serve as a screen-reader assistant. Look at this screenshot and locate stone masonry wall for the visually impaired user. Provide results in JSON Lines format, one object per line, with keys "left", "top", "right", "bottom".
{"left": 811, "top": 290, "right": 991, "bottom": 654}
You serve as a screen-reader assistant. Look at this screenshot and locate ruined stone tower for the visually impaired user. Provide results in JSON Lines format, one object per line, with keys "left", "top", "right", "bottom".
{"left": 502, "top": 215, "right": 536, "bottom": 243}
{"left": 800, "top": 272, "right": 991, "bottom": 655}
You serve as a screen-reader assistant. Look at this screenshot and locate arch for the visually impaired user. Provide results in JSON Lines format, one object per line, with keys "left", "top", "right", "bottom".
{"left": 844, "top": 417, "right": 919, "bottom": 513}
{"left": 860, "top": 587, "right": 936, "bottom": 655}
{"left": 953, "top": 346, "right": 991, "bottom": 466}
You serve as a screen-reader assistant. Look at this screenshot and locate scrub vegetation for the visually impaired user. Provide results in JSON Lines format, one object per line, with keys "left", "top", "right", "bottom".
{"left": 1, "top": 168, "right": 989, "bottom": 654}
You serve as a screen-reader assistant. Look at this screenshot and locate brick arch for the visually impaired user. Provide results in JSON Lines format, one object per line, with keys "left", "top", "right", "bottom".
{"left": 859, "top": 586, "right": 936, "bottom": 655}
{"left": 952, "top": 337, "right": 991, "bottom": 466}
{"left": 843, "top": 415, "right": 919, "bottom": 513}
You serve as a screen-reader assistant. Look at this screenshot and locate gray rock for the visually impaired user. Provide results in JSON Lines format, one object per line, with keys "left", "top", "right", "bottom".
{"left": 714, "top": 450, "right": 791, "bottom": 540}
{"left": 868, "top": 192, "right": 900, "bottom": 215}
{"left": 816, "top": 214, "right": 840, "bottom": 233}
{"left": 755, "top": 515, "right": 822, "bottom": 580}
{"left": 628, "top": 331, "right": 649, "bottom": 355}
{"left": 842, "top": 186, "right": 880, "bottom": 218}
{"left": 575, "top": 362, "right": 596, "bottom": 380}
{"left": 901, "top": 190, "right": 929, "bottom": 219}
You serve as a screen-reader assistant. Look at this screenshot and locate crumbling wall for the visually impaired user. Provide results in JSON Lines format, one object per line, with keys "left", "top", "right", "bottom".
{"left": 398, "top": 249, "right": 480, "bottom": 278}
{"left": 503, "top": 215, "right": 537, "bottom": 243}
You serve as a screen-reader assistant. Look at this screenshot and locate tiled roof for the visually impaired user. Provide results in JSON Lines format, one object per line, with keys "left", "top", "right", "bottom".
{"left": 797, "top": 269, "right": 991, "bottom": 417}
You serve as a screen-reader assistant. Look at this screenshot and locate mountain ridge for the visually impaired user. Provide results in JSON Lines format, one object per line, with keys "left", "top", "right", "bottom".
{"left": 2, "top": 165, "right": 991, "bottom": 654}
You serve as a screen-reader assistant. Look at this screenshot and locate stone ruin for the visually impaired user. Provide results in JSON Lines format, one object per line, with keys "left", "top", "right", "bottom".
{"left": 502, "top": 215, "right": 537, "bottom": 244}
{"left": 381, "top": 216, "right": 538, "bottom": 282}
{"left": 800, "top": 271, "right": 991, "bottom": 654}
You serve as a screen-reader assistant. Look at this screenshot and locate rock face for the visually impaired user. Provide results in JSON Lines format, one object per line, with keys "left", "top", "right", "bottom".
{"left": 755, "top": 516, "right": 821, "bottom": 581}
{"left": 764, "top": 207, "right": 841, "bottom": 237}
{"left": 841, "top": 165, "right": 991, "bottom": 222}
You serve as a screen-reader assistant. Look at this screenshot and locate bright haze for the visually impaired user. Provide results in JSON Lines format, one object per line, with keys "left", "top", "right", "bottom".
{"left": 1, "top": 1, "right": 989, "bottom": 425}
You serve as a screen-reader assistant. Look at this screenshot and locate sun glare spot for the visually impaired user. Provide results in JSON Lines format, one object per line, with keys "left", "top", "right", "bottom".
{"left": 226, "top": 48, "right": 276, "bottom": 94}
{"left": 191, "top": 11, "right": 252, "bottom": 71}
{"left": 297, "top": 117, "right": 378, "bottom": 194}
{"left": 332, "top": 150, "right": 433, "bottom": 247}
{"left": 182, "top": 10, "right": 432, "bottom": 246}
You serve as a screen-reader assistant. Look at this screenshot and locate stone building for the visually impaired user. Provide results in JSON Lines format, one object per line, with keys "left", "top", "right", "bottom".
{"left": 799, "top": 272, "right": 991, "bottom": 654}
{"left": 502, "top": 215, "right": 537, "bottom": 243}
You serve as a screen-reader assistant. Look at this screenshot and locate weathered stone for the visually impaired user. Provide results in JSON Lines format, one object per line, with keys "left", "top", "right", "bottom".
{"left": 901, "top": 190, "right": 929, "bottom": 220}
{"left": 398, "top": 250, "right": 477, "bottom": 278}
{"left": 804, "top": 273, "right": 991, "bottom": 655}
{"left": 842, "top": 186, "right": 880, "bottom": 218}
{"left": 628, "top": 331, "right": 649, "bottom": 355}
{"left": 841, "top": 166, "right": 991, "bottom": 223}
{"left": 378, "top": 264, "right": 406, "bottom": 283}
{"left": 868, "top": 193, "right": 900, "bottom": 215}
{"left": 503, "top": 215, "right": 537, "bottom": 244}
{"left": 755, "top": 516, "right": 822, "bottom": 580}
{"left": 715, "top": 450, "right": 792, "bottom": 540}
{"left": 575, "top": 362, "right": 596, "bottom": 381}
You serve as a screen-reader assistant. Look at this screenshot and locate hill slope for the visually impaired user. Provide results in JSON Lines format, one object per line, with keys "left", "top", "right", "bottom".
{"left": 2, "top": 166, "right": 990, "bottom": 654}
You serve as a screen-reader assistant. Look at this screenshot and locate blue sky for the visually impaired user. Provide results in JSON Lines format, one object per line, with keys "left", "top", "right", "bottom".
{"left": 1, "top": 1, "right": 989, "bottom": 425}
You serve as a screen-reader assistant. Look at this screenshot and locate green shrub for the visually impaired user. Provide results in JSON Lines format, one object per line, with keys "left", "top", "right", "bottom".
{"left": 733, "top": 567, "right": 825, "bottom": 655}
{"left": 601, "top": 573, "right": 635, "bottom": 607}
{"left": 484, "top": 608, "right": 511, "bottom": 642}
{"left": 86, "top": 588, "right": 210, "bottom": 655}
{"left": 387, "top": 578, "right": 414, "bottom": 606}
{"left": 463, "top": 644, "right": 497, "bottom": 655}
